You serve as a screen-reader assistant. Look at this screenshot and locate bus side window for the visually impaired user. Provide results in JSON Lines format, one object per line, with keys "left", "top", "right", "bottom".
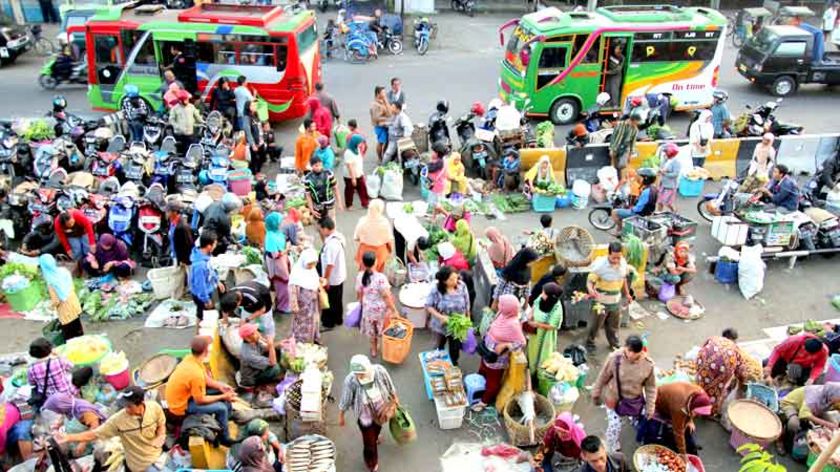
{"left": 572, "top": 34, "right": 601, "bottom": 64}
{"left": 94, "top": 35, "right": 122, "bottom": 66}
{"left": 124, "top": 31, "right": 155, "bottom": 66}
{"left": 537, "top": 45, "right": 569, "bottom": 89}
{"left": 240, "top": 44, "right": 274, "bottom": 66}
{"left": 195, "top": 42, "right": 215, "bottom": 64}
{"left": 215, "top": 43, "right": 236, "bottom": 65}
{"left": 276, "top": 44, "right": 288, "bottom": 71}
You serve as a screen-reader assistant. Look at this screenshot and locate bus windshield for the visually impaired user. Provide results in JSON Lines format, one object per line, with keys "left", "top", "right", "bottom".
{"left": 505, "top": 25, "right": 533, "bottom": 70}
{"left": 748, "top": 28, "right": 778, "bottom": 54}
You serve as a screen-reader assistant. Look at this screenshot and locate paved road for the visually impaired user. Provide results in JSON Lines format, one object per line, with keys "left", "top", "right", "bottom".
{"left": 0, "top": 12, "right": 836, "bottom": 472}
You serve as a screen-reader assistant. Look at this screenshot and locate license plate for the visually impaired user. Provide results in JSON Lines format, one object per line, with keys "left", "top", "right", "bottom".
{"left": 738, "top": 63, "right": 747, "bottom": 72}
{"left": 0, "top": 48, "right": 8, "bottom": 59}
{"left": 127, "top": 168, "right": 142, "bottom": 179}
{"left": 211, "top": 168, "right": 227, "bottom": 177}
{"left": 94, "top": 167, "right": 109, "bottom": 176}
{"left": 177, "top": 174, "right": 193, "bottom": 183}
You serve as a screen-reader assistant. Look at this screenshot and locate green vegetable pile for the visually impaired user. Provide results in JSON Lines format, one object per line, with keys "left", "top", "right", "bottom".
{"left": 490, "top": 194, "right": 530, "bottom": 213}
{"left": 535, "top": 121, "right": 555, "bottom": 148}
{"left": 423, "top": 224, "right": 450, "bottom": 261}
{"left": 21, "top": 119, "right": 55, "bottom": 142}
{"left": 622, "top": 235, "right": 645, "bottom": 268}
{"left": 375, "top": 162, "right": 403, "bottom": 176}
{"left": 403, "top": 203, "right": 414, "bottom": 214}
{"left": 446, "top": 313, "right": 473, "bottom": 342}
{"left": 463, "top": 199, "right": 491, "bottom": 215}
{"left": 0, "top": 263, "right": 41, "bottom": 282}
{"left": 787, "top": 320, "right": 826, "bottom": 337}
{"left": 285, "top": 196, "right": 306, "bottom": 209}
{"left": 241, "top": 246, "right": 262, "bottom": 266}
{"left": 80, "top": 289, "right": 154, "bottom": 322}
{"left": 533, "top": 182, "right": 566, "bottom": 196}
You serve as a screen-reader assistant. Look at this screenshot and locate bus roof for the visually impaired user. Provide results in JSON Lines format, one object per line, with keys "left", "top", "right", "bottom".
{"left": 89, "top": 3, "right": 313, "bottom": 33}
{"left": 519, "top": 5, "right": 726, "bottom": 35}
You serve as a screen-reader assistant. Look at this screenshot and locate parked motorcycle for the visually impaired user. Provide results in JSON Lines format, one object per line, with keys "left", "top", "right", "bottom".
{"left": 174, "top": 144, "right": 201, "bottom": 193}
{"left": 0, "top": 124, "right": 19, "bottom": 186}
{"left": 398, "top": 137, "right": 422, "bottom": 185}
{"left": 137, "top": 183, "right": 168, "bottom": 267}
{"left": 378, "top": 26, "right": 403, "bottom": 55}
{"left": 108, "top": 194, "right": 135, "bottom": 248}
{"left": 733, "top": 98, "right": 803, "bottom": 137}
{"left": 143, "top": 116, "right": 168, "bottom": 150}
{"left": 38, "top": 57, "right": 87, "bottom": 90}
{"left": 451, "top": 0, "right": 475, "bottom": 16}
{"left": 150, "top": 148, "right": 174, "bottom": 191}
{"left": 428, "top": 100, "right": 451, "bottom": 148}
{"left": 413, "top": 17, "right": 435, "bottom": 55}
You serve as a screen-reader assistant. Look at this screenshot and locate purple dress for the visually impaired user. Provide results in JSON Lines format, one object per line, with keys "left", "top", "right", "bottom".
{"left": 290, "top": 285, "right": 320, "bottom": 343}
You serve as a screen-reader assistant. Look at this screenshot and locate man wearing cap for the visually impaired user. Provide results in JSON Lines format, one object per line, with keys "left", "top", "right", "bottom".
{"left": 165, "top": 337, "right": 235, "bottom": 445}
{"left": 59, "top": 386, "right": 166, "bottom": 472}
{"left": 238, "top": 323, "right": 281, "bottom": 389}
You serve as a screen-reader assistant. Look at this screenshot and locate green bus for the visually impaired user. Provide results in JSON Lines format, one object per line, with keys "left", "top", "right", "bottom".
{"left": 498, "top": 5, "right": 728, "bottom": 124}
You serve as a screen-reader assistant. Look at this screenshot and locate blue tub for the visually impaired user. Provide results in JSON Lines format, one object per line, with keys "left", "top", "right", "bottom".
{"left": 714, "top": 260, "right": 738, "bottom": 284}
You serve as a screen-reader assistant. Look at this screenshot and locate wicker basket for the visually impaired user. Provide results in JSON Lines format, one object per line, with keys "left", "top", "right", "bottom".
{"left": 555, "top": 225, "right": 594, "bottom": 267}
{"left": 284, "top": 378, "right": 331, "bottom": 415}
{"left": 385, "top": 257, "right": 407, "bottom": 287}
{"left": 136, "top": 354, "right": 178, "bottom": 388}
{"left": 633, "top": 444, "right": 686, "bottom": 472}
{"left": 727, "top": 399, "right": 782, "bottom": 453}
{"left": 502, "top": 393, "right": 555, "bottom": 447}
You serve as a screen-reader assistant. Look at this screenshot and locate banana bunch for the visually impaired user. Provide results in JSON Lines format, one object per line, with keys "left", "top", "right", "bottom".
{"left": 99, "top": 438, "right": 126, "bottom": 472}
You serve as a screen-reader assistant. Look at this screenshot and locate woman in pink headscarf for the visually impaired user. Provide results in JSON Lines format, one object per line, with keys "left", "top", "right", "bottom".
{"left": 472, "top": 294, "right": 525, "bottom": 412}
{"left": 484, "top": 226, "right": 514, "bottom": 271}
{"left": 540, "top": 413, "right": 587, "bottom": 471}
{"left": 305, "top": 96, "right": 332, "bottom": 139}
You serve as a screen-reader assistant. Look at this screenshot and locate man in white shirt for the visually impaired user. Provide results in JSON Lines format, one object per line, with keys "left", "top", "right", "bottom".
{"left": 234, "top": 75, "right": 254, "bottom": 131}
{"left": 318, "top": 217, "right": 347, "bottom": 330}
{"left": 383, "top": 101, "right": 413, "bottom": 164}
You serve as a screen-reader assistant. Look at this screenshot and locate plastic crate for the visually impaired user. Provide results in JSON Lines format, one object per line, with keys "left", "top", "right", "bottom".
{"left": 807, "top": 451, "right": 840, "bottom": 472}
{"left": 622, "top": 216, "right": 668, "bottom": 245}
{"left": 532, "top": 193, "right": 556, "bottom": 213}
{"left": 419, "top": 350, "right": 451, "bottom": 400}
{"left": 678, "top": 177, "right": 705, "bottom": 197}
{"left": 746, "top": 383, "right": 779, "bottom": 412}
{"left": 555, "top": 194, "right": 571, "bottom": 208}
{"left": 433, "top": 396, "right": 466, "bottom": 430}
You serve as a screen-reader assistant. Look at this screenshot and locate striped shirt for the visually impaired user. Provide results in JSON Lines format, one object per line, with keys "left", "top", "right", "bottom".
{"left": 587, "top": 256, "right": 628, "bottom": 306}
{"left": 338, "top": 365, "right": 396, "bottom": 421}
{"left": 609, "top": 120, "right": 638, "bottom": 158}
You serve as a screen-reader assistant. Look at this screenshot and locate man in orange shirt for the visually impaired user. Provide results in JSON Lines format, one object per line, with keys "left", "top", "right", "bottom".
{"left": 164, "top": 337, "right": 236, "bottom": 445}
{"left": 294, "top": 119, "right": 320, "bottom": 176}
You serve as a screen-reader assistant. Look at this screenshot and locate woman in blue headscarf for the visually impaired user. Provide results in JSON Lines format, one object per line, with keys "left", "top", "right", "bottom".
{"left": 343, "top": 134, "right": 370, "bottom": 209}
{"left": 264, "top": 212, "right": 290, "bottom": 313}
{"left": 39, "top": 254, "right": 84, "bottom": 340}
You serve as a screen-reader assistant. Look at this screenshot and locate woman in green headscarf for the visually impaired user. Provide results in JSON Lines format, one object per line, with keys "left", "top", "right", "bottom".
{"left": 229, "top": 419, "right": 283, "bottom": 471}
{"left": 343, "top": 134, "right": 371, "bottom": 209}
{"left": 451, "top": 219, "right": 477, "bottom": 263}
{"left": 264, "top": 212, "right": 290, "bottom": 313}
{"left": 526, "top": 282, "right": 564, "bottom": 376}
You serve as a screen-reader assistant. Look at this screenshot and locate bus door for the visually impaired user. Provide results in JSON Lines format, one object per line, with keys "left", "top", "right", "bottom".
{"left": 600, "top": 34, "right": 631, "bottom": 109}
{"left": 90, "top": 32, "right": 124, "bottom": 105}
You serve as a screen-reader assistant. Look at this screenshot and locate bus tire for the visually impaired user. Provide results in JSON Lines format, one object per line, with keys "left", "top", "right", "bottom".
{"left": 771, "top": 76, "right": 797, "bottom": 97}
{"left": 549, "top": 98, "right": 579, "bottom": 125}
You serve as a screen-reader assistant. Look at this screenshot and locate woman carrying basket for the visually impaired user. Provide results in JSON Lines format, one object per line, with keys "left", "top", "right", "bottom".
{"left": 356, "top": 251, "right": 398, "bottom": 358}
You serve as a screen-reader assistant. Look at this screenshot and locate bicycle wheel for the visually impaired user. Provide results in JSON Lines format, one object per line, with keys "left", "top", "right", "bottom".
{"left": 35, "top": 38, "right": 54, "bottom": 56}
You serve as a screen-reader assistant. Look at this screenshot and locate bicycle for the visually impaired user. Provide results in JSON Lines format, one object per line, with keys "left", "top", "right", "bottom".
{"left": 29, "top": 25, "right": 55, "bottom": 56}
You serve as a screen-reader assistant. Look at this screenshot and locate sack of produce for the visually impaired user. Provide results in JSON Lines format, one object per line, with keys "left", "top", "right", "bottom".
{"left": 366, "top": 173, "right": 382, "bottom": 199}
{"left": 380, "top": 167, "right": 404, "bottom": 201}
{"left": 389, "top": 405, "right": 417, "bottom": 444}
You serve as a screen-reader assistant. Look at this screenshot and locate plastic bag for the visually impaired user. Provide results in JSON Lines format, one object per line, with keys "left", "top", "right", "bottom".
{"left": 345, "top": 302, "right": 361, "bottom": 328}
{"left": 389, "top": 405, "right": 417, "bottom": 444}
{"left": 738, "top": 244, "right": 765, "bottom": 300}
{"left": 366, "top": 173, "right": 381, "bottom": 199}
{"left": 380, "top": 168, "right": 404, "bottom": 201}
{"left": 658, "top": 283, "right": 676, "bottom": 303}
{"left": 461, "top": 328, "right": 477, "bottom": 355}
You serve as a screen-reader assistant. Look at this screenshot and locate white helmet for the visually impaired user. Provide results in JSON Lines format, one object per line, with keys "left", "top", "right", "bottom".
{"left": 596, "top": 92, "right": 611, "bottom": 107}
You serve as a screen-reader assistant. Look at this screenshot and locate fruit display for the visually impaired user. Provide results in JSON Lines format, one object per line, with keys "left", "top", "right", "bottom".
{"left": 99, "top": 351, "right": 128, "bottom": 376}
{"left": 540, "top": 352, "right": 579, "bottom": 382}
{"left": 55, "top": 335, "right": 112, "bottom": 366}
{"left": 683, "top": 167, "right": 710, "bottom": 181}
{"left": 635, "top": 445, "right": 686, "bottom": 472}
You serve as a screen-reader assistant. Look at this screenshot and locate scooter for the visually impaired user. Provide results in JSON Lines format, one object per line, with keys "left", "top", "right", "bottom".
{"left": 200, "top": 148, "right": 230, "bottom": 187}
{"left": 150, "top": 148, "right": 174, "bottom": 192}
{"left": 0, "top": 125, "right": 19, "bottom": 187}
{"left": 136, "top": 183, "right": 168, "bottom": 268}
{"left": 733, "top": 98, "right": 803, "bottom": 137}
{"left": 54, "top": 135, "right": 86, "bottom": 172}
{"left": 120, "top": 142, "right": 151, "bottom": 187}
{"left": 38, "top": 57, "right": 87, "bottom": 90}
{"left": 79, "top": 192, "right": 109, "bottom": 234}
{"left": 450, "top": 0, "right": 475, "bottom": 16}
{"left": 428, "top": 108, "right": 451, "bottom": 148}
{"left": 378, "top": 26, "right": 403, "bottom": 55}
{"left": 143, "top": 116, "right": 167, "bottom": 150}
{"left": 413, "top": 17, "right": 435, "bottom": 55}
{"left": 174, "top": 144, "right": 201, "bottom": 193}
{"left": 108, "top": 194, "right": 135, "bottom": 248}
{"left": 33, "top": 144, "right": 60, "bottom": 185}
{"left": 398, "top": 136, "right": 422, "bottom": 185}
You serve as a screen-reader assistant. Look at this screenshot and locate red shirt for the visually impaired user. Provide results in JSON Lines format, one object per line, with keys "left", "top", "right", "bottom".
{"left": 54, "top": 209, "right": 96, "bottom": 255}
{"left": 441, "top": 252, "right": 470, "bottom": 272}
{"left": 767, "top": 333, "right": 828, "bottom": 382}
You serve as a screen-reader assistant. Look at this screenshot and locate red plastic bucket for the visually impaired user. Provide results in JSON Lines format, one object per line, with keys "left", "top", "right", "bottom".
{"left": 229, "top": 178, "right": 252, "bottom": 196}
{"left": 104, "top": 368, "right": 131, "bottom": 390}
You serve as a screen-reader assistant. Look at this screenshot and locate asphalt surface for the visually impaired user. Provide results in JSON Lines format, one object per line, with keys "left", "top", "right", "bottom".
{"left": 0, "top": 12, "right": 838, "bottom": 472}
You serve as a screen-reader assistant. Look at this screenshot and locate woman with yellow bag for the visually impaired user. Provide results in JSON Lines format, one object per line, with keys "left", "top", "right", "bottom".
{"left": 289, "top": 248, "right": 321, "bottom": 344}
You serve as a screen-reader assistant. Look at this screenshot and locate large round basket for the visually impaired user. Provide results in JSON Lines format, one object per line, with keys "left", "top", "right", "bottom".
{"left": 136, "top": 354, "right": 178, "bottom": 388}
{"left": 284, "top": 378, "right": 331, "bottom": 415}
{"left": 555, "top": 225, "right": 594, "bottom": 267}
{"left": 665, "top": 296, "right": 705, "bottom": 320}
{"left": 727, "top": 399, "right": 782, "bottom": 452}
{"left": 502, "top": 393, "right": 555, "bottom": 447}
{"left": 633, "top": 444, "right": 686, "bottom": 472}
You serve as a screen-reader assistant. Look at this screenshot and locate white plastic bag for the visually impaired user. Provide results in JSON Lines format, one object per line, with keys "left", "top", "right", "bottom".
{"left": 596, "top": 166, "right": 619, "bottom": 193}
{"left": 738, "top": 244, "right": 765, "bottom": 299}
{"left": 380, "top": 168, "right": 404, "bottom": 201}
{"left": 366, "top": 173, "right": 382, "bottom": 199}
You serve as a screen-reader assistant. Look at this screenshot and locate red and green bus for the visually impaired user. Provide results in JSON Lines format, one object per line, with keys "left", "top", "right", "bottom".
{"left": 83, "top": 3, "right": 321, "bottom": 121}
{"left": 498, "top": 5, "right": 727, "bottom": 124}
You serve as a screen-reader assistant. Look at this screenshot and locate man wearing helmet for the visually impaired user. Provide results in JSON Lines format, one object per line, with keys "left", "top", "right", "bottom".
{"left": 656, "top": 143, "right": 681, "bottom": 213}
{"left": 710, "top": 90, "right": 731, "bottom": 139}
{"left": 611, "top": 168, "right": 658, "bottom": 232}
{"left": 121, "top": 85, "right": 149, "bottom": 143}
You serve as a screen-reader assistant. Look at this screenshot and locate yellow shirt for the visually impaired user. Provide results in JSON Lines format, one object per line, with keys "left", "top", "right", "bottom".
{"left": 780, "top": 387, "right": 814, "bottom": 420}
{"left": 94, "top": 400, "right": 165, "bottom": 472}
{"left": 164, "top": 355, "right": 207, "bottom": 416}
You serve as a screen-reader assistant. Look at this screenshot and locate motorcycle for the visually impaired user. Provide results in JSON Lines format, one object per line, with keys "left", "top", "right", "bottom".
{"left": 121, "top": 142, "right": 151, "bottom": 187}
{"left": 803, "top": 207, "right": 840, "bottom": 250}
{"left": 696, "top": 178, "right": 747, "bottom": 222}
{"left": 378, "top": 26, "right": 403, "bottom": 55}
{"left": 413, "top": 17, "right": 435, "bottom": 55}
{"left": 79, "top": 192, "right": 109, "bottom": 233}
{"left": 451, "top": 0, "right": 475, "bottom": 16}
{"left": 150, "top": 148, "right": 175, "bottom": 191}
{"left": 108, "top": 194, "right": 135, "bottom": 248}
{"left": 38, "top": 57, "right": 87, "bottom": 90}
{"left": 428, "top": 109, "right": 451, "bottom": 148}
{"left": 588, "top": 192, "right": 631, "bottom": 231}
{"left": 345, "top": 21, "right": 378, "bottom": 63}
{"left": 0, "top": 124, "right": 19, "bottom": 187}
{"left": 201, "top": 147, "right": 231, "bottom": 187}
{"left": 54, "top": 135, "right": 85, "bottom": 172}
{"left": 174, "top": 144, "right": 201, "bottom": 193}
{"left": 142, "top": 116, "right": 168, "bottom": 150}
{"left": 28, "top": 187, "right": 60, "bottom": 229}
{"left": 83, "top": 126, "right": 115, "bottom": 157}
{"left": 733, "top": 98, "right": 803, "bottom": 137}
{"left": 90, "top": 149, "right": 123, "bottom": 186}
{"left": 398, "top": 136, "right": 422, "bottom": 185}
{"left": 136, "top": 183, "right": 168, "bottom": 268}
{"left": 33, "top": 144, "right": 60, "bottom": 185}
